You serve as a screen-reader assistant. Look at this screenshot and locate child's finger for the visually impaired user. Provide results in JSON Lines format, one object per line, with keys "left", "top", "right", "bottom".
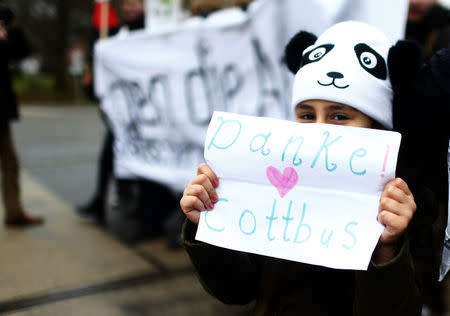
{"left": 180, "top": 195, "right": 204, "bottom": 225}
{"left": 378, "top": 211, "right": 409, "bottom": 244}
{"left": 185, "top": 184, "right": 215, "bottom": 210}
{"left": 197, "top": 163, "right": 219, "bottom": 187}
{"left": 391, "top": 178, "right": 413, "bottom": 197}
{"left": 381, "top": 182, "right": 409, "bottom": 204}
{"left": 379, "top": 197, "right": 404, "bottom": 216}
{"left": 191, "top": 174, "right": 218, "bottom": 204}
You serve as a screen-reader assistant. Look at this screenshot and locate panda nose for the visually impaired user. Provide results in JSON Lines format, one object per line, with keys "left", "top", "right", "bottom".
{"left": 327, "top": 72, "right": 344, "bottom": 79}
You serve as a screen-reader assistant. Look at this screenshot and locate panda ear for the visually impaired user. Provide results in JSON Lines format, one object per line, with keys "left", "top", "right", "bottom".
{"left": 284, "top": 31, "right": 318, "bottom": 74}
{"left": 388, "top": 40, "right": 423, "bottom": 91}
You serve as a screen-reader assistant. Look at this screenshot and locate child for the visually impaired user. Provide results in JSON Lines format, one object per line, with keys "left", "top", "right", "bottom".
{"left": 180, "top": 21, "right": 422, "bottom": 315}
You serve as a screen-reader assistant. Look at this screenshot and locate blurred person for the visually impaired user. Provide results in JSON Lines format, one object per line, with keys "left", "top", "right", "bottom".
{"left": 116, "top": 0, "right": 179, "bottom": 245}
{"left": 79, "top": 0, "right": 178, "bottom": 243}
{"left": 406, "top": 0, "right": 450, "bottom": 59}
{"left": 231, "top": 0, "right": 253, "bottom": 11}
{"left": 189, "top": 0, "right": 223, "bottom": 16}
{"left": 78, "top": 0, "right": 145, "bottom": 222}
{"left": 189, "top": 0, "right": 254, "bottom": 16}
{"left": 77, "top": 1, "right": 120, "bottom": 224}
{"left": 392, "top": 44, "right": 450, "bottom": 316}
{"left": 0, "top": 5, "right": 43, "bottom": 227}
{"left": 405, "top": 1, "right": 450, "bottom": 314}
{"left": 120, "top": 0, "right": 145, "bottom": 31}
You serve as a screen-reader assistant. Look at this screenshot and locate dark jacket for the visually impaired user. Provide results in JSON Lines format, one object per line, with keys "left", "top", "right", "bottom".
{"left": 406, "top": 4, "right": 450, "bottom": 59}
{"left": 183, "top": 216, "right": 422, "bottom": 316}
{"left": 393, "top": 46, "right": 450, "bottom": 314}
{"left": 0, "top": 8, "right": 31, "bottom": 127}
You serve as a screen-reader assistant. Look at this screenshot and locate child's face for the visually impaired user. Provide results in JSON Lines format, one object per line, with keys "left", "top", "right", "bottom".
{"left": 295, "top": 99, "right": 372, "bottom": 128}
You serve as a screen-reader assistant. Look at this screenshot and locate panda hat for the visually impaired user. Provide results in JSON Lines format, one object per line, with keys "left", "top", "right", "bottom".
{"left": 286, "top": 21, "right": 394, "bottom": 129}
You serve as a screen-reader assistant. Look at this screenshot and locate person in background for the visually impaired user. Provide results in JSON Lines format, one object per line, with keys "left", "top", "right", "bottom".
{"left": 79, "top": 0, "right": 179, "bottom": 246}
{"left": 188, "top": 0, "right": 254, "bottom": 16}
{"left": 77, "top": 1, "right": 121, "bottom": 224}
{"left": 0, "top": 4, "right": 43, "bottom": 227}
{"left": 120, "top": 0, "right": 145, "bottom": 31}
{"left": 231, "top": 0, "right": 253, "bottom": 11}
{"left": 189, "top": 0, "right": 222, "bottom": 16}
{"left": 78, "top": 0, "right": 146, "bottom": 223}
{"left": 405, "top": 1, "right": 450, "bottom": 315}
{"left": 406, "top": 0, "right": 450, "bottom": 59}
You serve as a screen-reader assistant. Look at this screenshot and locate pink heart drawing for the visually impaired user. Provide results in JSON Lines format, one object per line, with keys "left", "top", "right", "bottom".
{"left": 266, "top": 166, "right": 299, "bottom": 198}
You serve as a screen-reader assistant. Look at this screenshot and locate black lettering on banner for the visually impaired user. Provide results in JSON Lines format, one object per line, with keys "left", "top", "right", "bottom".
{"left": 221, "top": 64, "right": 244, "bottom": 111}
{"left": 118, "top": 139, "right": 204, "bottom": 167}
{"left": 176, "top": 142, "right": 205, "bottom": 165}
{"left": 106, "top": 35, "right": 294, "bottom": 175}
{"left": 251, "top": 37, "right": 283, "bottom": 116}
{"left": 185, "top": 39, "right": 216, "bottom": 126}
{"left": 148, "top": 74, "right": 172, "bottom": 126}
{"left": 109, "top": 80, "right": 147, "bottom": 141}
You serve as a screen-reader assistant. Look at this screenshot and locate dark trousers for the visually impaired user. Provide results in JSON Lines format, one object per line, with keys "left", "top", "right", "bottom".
{"left": 0, "top": 123, "right": 23, "bottom": 220}
{"left": 94, "top": 129, "right": 113, "bottom": 200}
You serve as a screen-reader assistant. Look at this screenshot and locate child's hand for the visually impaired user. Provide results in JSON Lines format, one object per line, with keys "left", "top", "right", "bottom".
{"left": 377, "top": 178, "right": 416, "bottom": 245}
{"left": 180, "top": 164, "right": 219, "bottom": 225}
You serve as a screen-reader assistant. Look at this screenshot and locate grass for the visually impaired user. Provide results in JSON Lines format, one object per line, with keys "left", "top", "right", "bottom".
{"left": 13, "top": 74, "right": 92, "bottom": 103}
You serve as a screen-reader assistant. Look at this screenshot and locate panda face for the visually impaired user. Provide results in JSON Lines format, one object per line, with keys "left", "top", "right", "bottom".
{"left": 298, "top": 42, "right": 388, "bottom": 90}
{"left": 290, "top": 21, "right": 394, "bottom": 130}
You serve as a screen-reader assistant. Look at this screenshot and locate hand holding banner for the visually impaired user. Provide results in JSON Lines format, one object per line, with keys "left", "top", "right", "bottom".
{"left": 196, "top": 111, "right": 402, "bottom": 270}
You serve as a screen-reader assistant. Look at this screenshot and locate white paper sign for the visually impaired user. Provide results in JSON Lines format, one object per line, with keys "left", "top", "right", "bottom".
{"left": 196, "top": 112, "right": 402, "bottom": 270}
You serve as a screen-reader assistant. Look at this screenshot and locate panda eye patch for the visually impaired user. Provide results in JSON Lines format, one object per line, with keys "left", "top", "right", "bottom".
{"left": 354, "top": 43, "right": 387, "bottom": 80}
{"left": 300, "top": 44, "right": 334, "bottom": 68}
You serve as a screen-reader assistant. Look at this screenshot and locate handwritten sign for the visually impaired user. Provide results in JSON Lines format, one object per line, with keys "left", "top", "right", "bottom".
{"left": 196, "top": 111, "right": 402, "bottom": 270}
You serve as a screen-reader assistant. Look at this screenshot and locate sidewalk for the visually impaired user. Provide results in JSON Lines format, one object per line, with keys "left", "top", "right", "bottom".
{"left": 0, "top": 170, "right": 250, "bottom": 315}
{"left": 0, "top": 105, "right": 249, "bottom": 315}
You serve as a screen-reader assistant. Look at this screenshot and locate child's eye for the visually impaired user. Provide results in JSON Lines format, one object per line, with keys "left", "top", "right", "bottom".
{"left": 331, "top": 114, "right": 349, "bottom": 121}
{"left": 298, "top": 113, "right": 315, "bottom": 120}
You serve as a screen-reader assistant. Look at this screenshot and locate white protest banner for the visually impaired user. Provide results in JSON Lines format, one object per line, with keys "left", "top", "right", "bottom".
{"left": 196, "top": 112, "right": 402, "bottom": 270}
{"left": 327, "top": 0, "right": 409, "bottom": 42}
{"left": 95, "top": 0, "right": 407, "bottom": 192}
{"left": 95, "top": 0, "right": 291, "bottom": 191}
{"left": 278, "top": 0, "right": 408, "bottom": 46}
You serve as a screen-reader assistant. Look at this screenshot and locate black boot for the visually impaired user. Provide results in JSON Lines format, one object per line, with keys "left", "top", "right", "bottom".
{"left": 76, "top": 197, "right": 105, "bottom": 225}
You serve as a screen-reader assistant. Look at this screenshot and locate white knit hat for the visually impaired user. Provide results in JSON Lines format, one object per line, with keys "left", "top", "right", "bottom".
{"left": 291, "top": 21, "right": 393, "bottom": 129}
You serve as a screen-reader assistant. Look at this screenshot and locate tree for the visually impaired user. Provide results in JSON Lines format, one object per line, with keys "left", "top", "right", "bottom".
{"left": 8, "top": 0, "right": 95, "bottom": 95}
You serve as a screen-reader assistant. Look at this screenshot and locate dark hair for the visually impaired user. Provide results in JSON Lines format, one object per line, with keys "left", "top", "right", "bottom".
{"left": 0, "top": 5, "right": 14, "bottom": 27}
{"left": 371, "top": 119, "right": 386, "bottom": 130}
